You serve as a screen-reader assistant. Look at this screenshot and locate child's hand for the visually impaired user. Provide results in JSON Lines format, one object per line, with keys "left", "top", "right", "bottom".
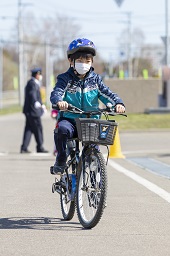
{"left": 57, "top": 101, "right": 69, "bottom": 110}
{"left": 115, "top": 104, "right": 125, "bottom": 113}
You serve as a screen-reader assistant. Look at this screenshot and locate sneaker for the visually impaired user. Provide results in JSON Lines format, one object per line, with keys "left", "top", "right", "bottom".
{"left": 50, "top": 159, "right": 67, "bottom": 175}
{"left": 37, "top": 148, "right": 49, "bottom": 153}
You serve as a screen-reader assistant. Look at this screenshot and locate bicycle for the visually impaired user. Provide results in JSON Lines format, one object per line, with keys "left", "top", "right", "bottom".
{"left": 50, "top": 104, "right": 126, "bottom": 229}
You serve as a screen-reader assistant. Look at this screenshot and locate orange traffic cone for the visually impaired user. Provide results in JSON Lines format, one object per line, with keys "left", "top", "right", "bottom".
{"left": 109, "top": 128, "right": 125, "bottom": 158}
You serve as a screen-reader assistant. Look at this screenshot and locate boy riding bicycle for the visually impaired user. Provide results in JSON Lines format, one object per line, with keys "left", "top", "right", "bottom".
{"left": 50, "top": 38, "right": 125, "bottom": 175}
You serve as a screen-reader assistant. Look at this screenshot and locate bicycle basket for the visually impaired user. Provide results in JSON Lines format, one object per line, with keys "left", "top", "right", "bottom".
{"left": 75, "top": 118, "right": 118, "bottom": 145}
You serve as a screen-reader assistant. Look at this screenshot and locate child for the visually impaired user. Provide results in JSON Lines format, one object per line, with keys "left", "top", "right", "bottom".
{"left": 50, "top": 38, "right": 125, "bottom": 174}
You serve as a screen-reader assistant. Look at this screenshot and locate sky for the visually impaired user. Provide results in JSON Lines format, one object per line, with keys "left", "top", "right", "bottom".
{"left": 0, "top": 0, "right": 169, "bottom": 61}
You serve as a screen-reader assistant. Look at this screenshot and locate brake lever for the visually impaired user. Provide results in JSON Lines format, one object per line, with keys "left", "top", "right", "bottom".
{"left": 67, "top": 104, "right": 83, "bottom": 113}
{"left": 111, "top": 107, "right": 127, "bottom": 117}
{"left": 109, "top": 112, "right": 127, "bottom": 117}
{"left": 106, "top": 108, "right": 127, "bottom": 117}
{"left": 52, "top": 104, "right": 82, "bottom": 113}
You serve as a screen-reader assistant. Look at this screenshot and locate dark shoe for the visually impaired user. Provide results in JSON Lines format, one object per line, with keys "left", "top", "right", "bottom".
{"left": 50, "top": 159, "right": 67, "bottom": 175}
{"left": 20, "top": 149, "right": 31, "bottom": 154}
{"left": 37, "top": 148, "right": 49, "bottom": 153}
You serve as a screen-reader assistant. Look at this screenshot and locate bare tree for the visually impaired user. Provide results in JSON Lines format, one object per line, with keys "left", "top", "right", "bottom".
{"left": 3, "top": 12, "right": 106, "bottom": 91}
{"left": 22, "top": 13, "right": 81, "bottom": 72}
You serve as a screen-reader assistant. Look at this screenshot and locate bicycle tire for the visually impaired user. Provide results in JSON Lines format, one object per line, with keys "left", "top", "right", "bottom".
{"left": 60, "top": 155, "right": 76, "bottom": 220}
{"left": 60, "top": 193, "right": 75, "bottom": 220}
{"left": 76, "top": 147, "right": 107, "bottom": 229}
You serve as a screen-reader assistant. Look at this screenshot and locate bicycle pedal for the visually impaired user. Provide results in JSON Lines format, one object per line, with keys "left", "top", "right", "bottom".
{"left": 52, "top": 182, "right": 61, "bottom": 194}
{"left": 52, "top": 183, "right": 55, "bottom": 193}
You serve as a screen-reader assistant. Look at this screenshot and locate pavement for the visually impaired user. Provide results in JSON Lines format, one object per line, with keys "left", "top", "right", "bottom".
{"left": 0, "top": 112, "right": 170, "bottom": 256}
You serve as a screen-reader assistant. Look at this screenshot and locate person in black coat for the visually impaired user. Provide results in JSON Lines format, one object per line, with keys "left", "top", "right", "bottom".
{"left": 20, "top": 68, "right": 48, "bottom": 153}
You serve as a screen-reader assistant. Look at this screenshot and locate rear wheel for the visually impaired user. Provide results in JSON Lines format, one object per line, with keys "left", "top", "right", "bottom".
{"left": 60, "top": 189, "right": 75, "bottom": 220}
{"left": 60, "top": 155, "right": 76, "bottom": 220}
{"left": 76, "top": 148, "right": 107, "bottom": 229}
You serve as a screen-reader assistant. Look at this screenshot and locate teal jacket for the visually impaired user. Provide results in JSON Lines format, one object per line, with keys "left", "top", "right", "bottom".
{"left": 50, "top": 67, "right": 124, "bottom": 119}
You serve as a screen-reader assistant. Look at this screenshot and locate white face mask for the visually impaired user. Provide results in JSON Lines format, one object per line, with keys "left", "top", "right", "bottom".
{"left": 39, "top": 75, "right": 43, "bottom": 81}
{"left": 75, "top": 63, "right": 91, "bottom": 75}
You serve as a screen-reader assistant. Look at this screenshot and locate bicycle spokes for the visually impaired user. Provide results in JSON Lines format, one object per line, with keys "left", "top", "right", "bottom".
{"left": 79, "top": 155, "right": 102, "bottom": 215}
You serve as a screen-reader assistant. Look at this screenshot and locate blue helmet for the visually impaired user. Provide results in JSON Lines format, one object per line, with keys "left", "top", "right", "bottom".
{"left": 67, "top": 38, "right": 96, "bottom": 57}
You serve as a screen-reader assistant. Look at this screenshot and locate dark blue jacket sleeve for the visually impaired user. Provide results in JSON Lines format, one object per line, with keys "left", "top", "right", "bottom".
{"left": 50, "top": 73, "right": 69, "bottom": 104}
{"left": 97, "top": 75, "right": 125, "bottom": 106}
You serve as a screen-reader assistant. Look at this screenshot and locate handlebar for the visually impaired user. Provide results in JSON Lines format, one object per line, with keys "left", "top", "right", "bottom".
{"left": 52, "top": 103, "right": 127, "bottom": 117}
{"left": 52, "top": 103, "right": 82, "bottom": 112}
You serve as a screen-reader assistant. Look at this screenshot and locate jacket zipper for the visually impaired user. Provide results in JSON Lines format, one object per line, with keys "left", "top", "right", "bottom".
{"left": 80, "top": 80, "right": 84, "bottom": 118}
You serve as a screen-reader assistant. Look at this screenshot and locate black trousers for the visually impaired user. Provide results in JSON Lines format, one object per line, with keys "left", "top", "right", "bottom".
{"left": 54, "top": 119, "right": 77, "bottom": 162}
{"left": 21, "top": 115, "right": 44, "bottom": 151}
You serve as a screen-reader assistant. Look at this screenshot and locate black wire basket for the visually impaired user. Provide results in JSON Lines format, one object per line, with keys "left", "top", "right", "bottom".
{"left": 75, "top": 118, "right": 118, "bottom": 145}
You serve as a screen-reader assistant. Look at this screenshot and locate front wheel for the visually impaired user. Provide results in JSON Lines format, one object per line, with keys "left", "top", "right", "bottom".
{"left": 76, "top": 148, "right": 107, "bottom": 229}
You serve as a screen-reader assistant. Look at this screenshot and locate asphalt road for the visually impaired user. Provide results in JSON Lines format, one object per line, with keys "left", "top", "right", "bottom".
{"left": 0, "top": 112, "right": 170, "bottom": 256}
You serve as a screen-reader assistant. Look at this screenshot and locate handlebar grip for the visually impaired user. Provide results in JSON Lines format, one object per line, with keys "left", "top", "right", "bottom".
{"left": 52, "top": 103, "right": 73, "bottom": 111}
{"left": 52, "top": 104, "right": 60, "bottom": 110}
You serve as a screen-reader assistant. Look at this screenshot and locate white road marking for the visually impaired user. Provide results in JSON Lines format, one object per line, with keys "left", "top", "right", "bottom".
{"left": 123, "top": 149, "right": 169, "bottom": 155}
{"left": 109, "top": 160, "right": 170, "bottom": 203}
{"left": 30, "top": 153, "right": 52, "bottom": 156}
